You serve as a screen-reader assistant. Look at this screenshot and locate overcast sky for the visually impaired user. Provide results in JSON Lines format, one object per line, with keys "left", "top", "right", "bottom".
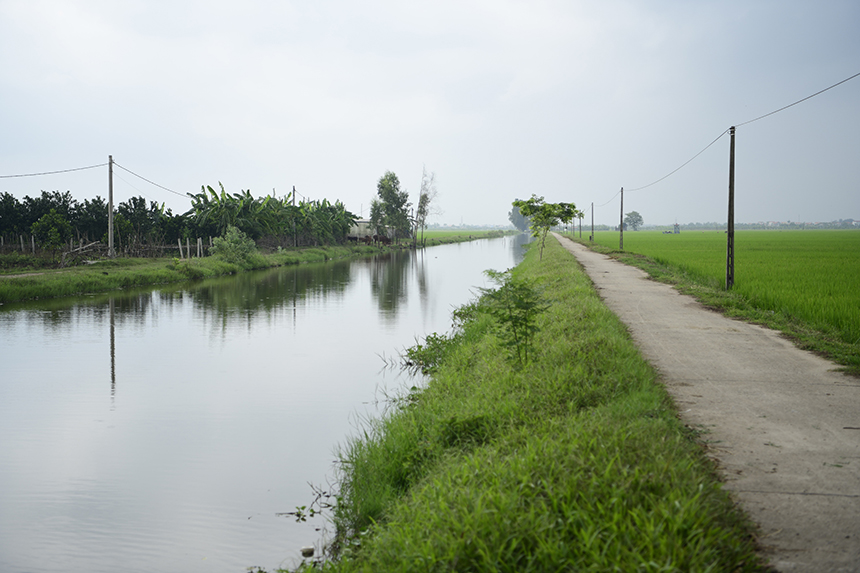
{"left": 1, "top": 0, "right": 858, "bottom": 227}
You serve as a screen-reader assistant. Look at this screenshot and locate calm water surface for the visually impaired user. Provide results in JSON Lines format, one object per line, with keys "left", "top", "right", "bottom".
{"left": 0, "top": 235, "right": 530, "bottom": 573}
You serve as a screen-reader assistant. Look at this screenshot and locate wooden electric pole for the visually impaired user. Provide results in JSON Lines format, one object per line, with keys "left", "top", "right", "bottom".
{"left": 619, "top": 187, "right": 624, "bottom": 250}
{"left": 726, "top": 127, "right": 736, "bottom": 289}
{"left": 108, "top": 155, "right": 115, "bottom": 257}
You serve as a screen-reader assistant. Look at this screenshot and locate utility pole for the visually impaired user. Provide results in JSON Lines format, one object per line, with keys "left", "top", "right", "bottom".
{"left": 292, "top": 185, "right": 297, "bottom": 247}
{"left": 619, "top": 187, "right": 624, "bottom": 251}
{"left": 108, "top": 155, "right": 115, "bottom": 257}
{"left": 726, "top": 127, "right": 736, "bottom": 289}
{"left": 590, "top": 202, "right": 594, "bottom": 242}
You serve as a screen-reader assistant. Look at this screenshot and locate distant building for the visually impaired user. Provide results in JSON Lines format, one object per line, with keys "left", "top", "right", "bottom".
{"left": 347, "top": 219, "right": 374, "bottom": 238}
{"left": 348, "top": 219, "right": 393, "bottom": 239}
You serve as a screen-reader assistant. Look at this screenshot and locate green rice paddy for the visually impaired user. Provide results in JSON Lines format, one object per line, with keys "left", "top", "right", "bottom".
{"left": 588, "top": 229, "right": 860, "bottom": 347}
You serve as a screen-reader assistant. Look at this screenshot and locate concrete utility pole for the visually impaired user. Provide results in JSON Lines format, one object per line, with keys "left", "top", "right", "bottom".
{"left": 591, "top": 202, "right": 594, "bottom": 242}
{"left": 108, "top": 155, "right": 115, "bottom": 257}
{"left": 726, "top": 127, "right": 736, "bottom": 289}
{"left": 619, "top": 187, "right": 624, "bottom": 251}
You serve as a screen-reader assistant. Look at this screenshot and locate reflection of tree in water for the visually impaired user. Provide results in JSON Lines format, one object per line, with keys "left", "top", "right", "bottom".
{"left": 1, "top": 260, "right": 356, "bottom": 334}
{"left": 414, "top": 249, "right": 429, "bottom": 321}
{"left": 2, "top": 288, "right": 158, "bottom": 332}
{"left": 367, "top": 250, "right": 412, "bottom": 319}
{"left": 180, "top": 259, "right": 354, "bottom": 322}
{"left": 510, "top": 232, "right": 534, "bottom": 263}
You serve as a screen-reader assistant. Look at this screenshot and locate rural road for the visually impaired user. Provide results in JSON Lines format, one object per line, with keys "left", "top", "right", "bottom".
{"left": 553, "top": 233, "right": 860, "bottom": 573}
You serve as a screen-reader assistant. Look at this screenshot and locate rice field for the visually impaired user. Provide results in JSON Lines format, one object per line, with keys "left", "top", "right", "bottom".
{"left": 589, "top": 230, "right": 860, "bottom": 346}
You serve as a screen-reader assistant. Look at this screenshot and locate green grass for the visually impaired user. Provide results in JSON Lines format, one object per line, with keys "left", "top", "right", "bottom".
{"left": 306, "top": 237, "right": 765, "bottom": 572}
{"left": 417, "top": 229, "right": 513, "bottom": 246}
{"left": 577, "top": 230, "right": 860, "bottom": 375}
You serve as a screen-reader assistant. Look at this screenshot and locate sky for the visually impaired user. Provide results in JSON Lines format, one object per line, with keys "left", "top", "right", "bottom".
{"left": 1, "top": 0, "right": 858, "bottom": 227}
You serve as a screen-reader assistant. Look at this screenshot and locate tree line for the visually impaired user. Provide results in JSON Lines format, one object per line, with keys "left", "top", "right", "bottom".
{"left": 0, "top": 167, "right": 440, "bottom": 260}
{"left": 0, "top": 186, "right": 360, "bottom": 257}
{"left": 0, "top": 190, "right": 190, "bottom": 255}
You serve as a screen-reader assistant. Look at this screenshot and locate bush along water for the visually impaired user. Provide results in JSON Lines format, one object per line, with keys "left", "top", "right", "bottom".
{"left": 209, "top": 225, "right": 265, "bottom": 268}
{"left": 311, "top": 236, "right": 766, "bottom": 572}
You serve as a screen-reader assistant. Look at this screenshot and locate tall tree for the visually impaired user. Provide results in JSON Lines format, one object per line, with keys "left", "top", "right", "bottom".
{"left": 624, "top": 211, "right": 644, "bottom": 231}
{"left": 368, "top": 198, "right": 384, "bottom": 239}
{"left": 512, "top": 195, "right": 578, "bottom": 260}
{"left": 376, "top": 171, "right": 411, "bottom": 241}
{"left": 508, "top": 203, "right": 529, "bottom": 231}
{"left": 415, "top": 167, "right": 439, "bottom": 247}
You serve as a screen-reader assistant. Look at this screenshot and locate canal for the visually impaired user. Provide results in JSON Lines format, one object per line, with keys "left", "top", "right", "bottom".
{"left": 0, "top": 234, "right": 530, "bottom": 572}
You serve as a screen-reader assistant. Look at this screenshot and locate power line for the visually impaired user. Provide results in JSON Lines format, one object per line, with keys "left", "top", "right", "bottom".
{"left": 113, "top": 171, "right": 156, "bottom": 203}
{"left": 736, "top": 71, "right": 860, "bottom": 127}
{"left": 0, "top": 162, "right": 107, "bottom": 179}
{"left": 627, "top": 128, "right": 730, "bottom": 193}
{"left": 112, "top": 162, "right": 187, "bottom": 198}
{"left": 597, "top": 189, "right": 621, "bottom": 208}
{"left": 614, "top": 71, "right": 860, "bottom": 200}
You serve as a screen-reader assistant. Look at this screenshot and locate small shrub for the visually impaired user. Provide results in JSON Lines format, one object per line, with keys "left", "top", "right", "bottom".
{"left": 210, "top": 225, "right": 258, "bottom": 266}
{"left": 479, "top": 269, "right": 549, "bottom": 366}
{"left": 403, "top": 332, "right": 460, "bottom": 375}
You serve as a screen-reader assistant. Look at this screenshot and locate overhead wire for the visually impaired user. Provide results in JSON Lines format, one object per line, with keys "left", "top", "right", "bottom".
{"left": 736, "top": 70, "right": 860, "bottom": 127}
{"left": 593, "top": 70, "right": 859, "bottom": 210}
{"left": 0, "top": 162, "right": 107, "bottom": 179}
{"left": 113, "top": 161, "right": 187, "bottom": 198}
{"left": 113, "top": 171, "right": 156, "bottom": 203}
{"left": 626, "top": 128, "right": 730, "bottom": 192}
{"left": 597, "top": 189, "right": 621, "bottom": 208}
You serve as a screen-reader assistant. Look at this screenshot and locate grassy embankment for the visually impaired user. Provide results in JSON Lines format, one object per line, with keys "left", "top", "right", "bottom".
{"left": 0, "top": 231, "right": 509, "bottom": 304}
{"left": 308, "top": 236, "right": 765, "bottom": 572}
{"left": 569, "top": 230, "right": 860, "bottom": 376}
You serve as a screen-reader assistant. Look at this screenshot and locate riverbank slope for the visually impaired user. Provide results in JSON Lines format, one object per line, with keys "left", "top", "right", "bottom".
{"left": 314, "top": 236, "right": 766, "bottom": 571}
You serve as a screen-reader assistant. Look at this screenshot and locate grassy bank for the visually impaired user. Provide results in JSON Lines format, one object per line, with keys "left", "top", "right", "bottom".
{"left": 419, "top": 229, "right": 512, "bottom": 246}
{"left": 0, "top": 232, "right": 506, "bottom": 304}
{"left": 307, "top": 237, "right": 765, "bottom": 571}
{"left": 567, "top": 231, "right": 860, "bottom": 376}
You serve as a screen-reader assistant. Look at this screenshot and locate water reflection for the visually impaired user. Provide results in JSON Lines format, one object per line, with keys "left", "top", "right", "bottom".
{"left": 0, "top": 234, "right": 532, "bottom": 573}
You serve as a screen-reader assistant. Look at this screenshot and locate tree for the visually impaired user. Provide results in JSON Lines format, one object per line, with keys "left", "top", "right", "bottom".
{"left": 31, "top": 208, "right": 73, "bottom": 261}
{"left": 210, "top": 225, "right": 259, "bottom": 266}
{"left": 624, "top": 211, "right": 643, "bottom": 231}
{"left": 508, "top": 203, "right": 530, "bottom": 231}
{"left": 23, "top": 191, "right": 76, "bottom": 231}
{"left": 415, "top": 167, "right": 439, "bottom": 247}
{"left": 0, "top": 192, "right": 23, "bottom": 235}
{"left": 74, "top": 196, "right": 109, "bottom": 242}
{"left": 512, "top": 195, "right": 578, "bottom": 260}
{"left": 368, "top": 198, "right": 384, "bottom": 239}
{"left": 376, "top": 171, "right": 411, "bottom": 241}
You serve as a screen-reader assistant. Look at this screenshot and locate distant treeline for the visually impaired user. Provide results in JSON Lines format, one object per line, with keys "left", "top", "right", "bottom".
{"left": 0, "top": 185, "right": 358, "bottom": 255}
{"left": 647, "top": 220, "right": 858, "bottom": 231}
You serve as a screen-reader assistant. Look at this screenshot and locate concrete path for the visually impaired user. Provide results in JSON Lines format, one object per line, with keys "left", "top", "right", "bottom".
{"left": 553, "top": 233, "right": 860, "bottom": 573}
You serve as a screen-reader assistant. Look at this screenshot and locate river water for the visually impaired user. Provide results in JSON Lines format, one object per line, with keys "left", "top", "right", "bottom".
{"left": 0, "top": 234, "right": 530, "bottom": 573}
